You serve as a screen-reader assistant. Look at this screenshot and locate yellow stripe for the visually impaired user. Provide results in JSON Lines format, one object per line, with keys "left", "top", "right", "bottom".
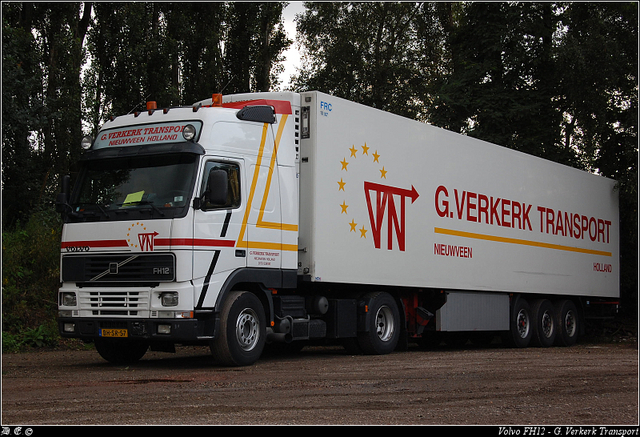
{"left": 256, "top": 113, "right": 299, "bottom": 233}
{"left": 236, "top": 120, "right": 298, "bottom": 252}
{"left": 434, "top": 227, "right": 612, "bottom": 257}
{"left": 236, "top": 124, "right": 269, "bottom": 249}
{"left": 246, "top": 241, "right": 298, "bottom": 251}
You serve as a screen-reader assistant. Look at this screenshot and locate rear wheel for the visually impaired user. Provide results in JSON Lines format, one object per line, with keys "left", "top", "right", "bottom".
{"left": 554, "top": 299, "right": 579, "bottom": 347}
{"left": 358, "top": 292, "right": 400, "bottom": 355}
{"left": 505, "top": 296, "right": 532, "bottom": 348}
{"left": 211, "top": 291, "right": 266, "bottom": 366}
{"left": 531, "top": 299, "right": 556, "bottom": 347}
{"left": 95, "top": 338, "right": 148, "bottom": 365}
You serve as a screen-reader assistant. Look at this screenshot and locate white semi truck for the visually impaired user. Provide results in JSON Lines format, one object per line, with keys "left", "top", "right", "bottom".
{"left": 56, "top": 91, "right": 619, "bottom": 366}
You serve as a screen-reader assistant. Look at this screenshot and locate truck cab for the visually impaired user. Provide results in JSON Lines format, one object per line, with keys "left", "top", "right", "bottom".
{"left": 57, "top": 93, "right": 304, "bottom": 365}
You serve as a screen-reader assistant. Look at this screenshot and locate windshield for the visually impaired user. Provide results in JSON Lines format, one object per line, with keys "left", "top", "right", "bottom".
{"left": 69, "top": 153, "right": 198, "bottom": 221}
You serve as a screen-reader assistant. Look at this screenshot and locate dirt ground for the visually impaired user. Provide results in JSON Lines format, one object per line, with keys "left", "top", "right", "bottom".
{"left": 2, "top": 337, "right": 638, "bottom": 426}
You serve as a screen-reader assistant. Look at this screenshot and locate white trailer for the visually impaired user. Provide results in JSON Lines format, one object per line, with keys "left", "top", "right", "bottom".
{"left": 57, "top": 91, "right": 619, "bottom": 366}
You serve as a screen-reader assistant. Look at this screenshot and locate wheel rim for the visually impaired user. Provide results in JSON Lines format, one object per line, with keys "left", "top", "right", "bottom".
{"left": 541, "top": 310, "right": 554, "bottom": 339}
{"left": 516, "top": 309, "right": 530, "bottom": 339}
{"left": 564, "top": 310, "right": 577, "bottom": 337}
{"left": 375, "top": 305, "right": 395, "bottom": 342}
{"left": 236, "top": 308, "right": 260, "bottom": 352}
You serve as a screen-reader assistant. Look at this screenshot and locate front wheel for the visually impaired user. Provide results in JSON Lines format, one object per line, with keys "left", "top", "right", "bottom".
{"left": 357, "top": 292, "right": 400, "bottom": 355}
{"left": 210, "top": 291, "right": 266, "bottom": 367}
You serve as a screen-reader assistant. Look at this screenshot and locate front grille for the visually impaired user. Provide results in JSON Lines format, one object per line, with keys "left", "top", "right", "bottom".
{"left": 62, "top": 254, "right": 175, "bottom": 283}
{"left": 78, "top": 289, "right": 150, "bottom": 316}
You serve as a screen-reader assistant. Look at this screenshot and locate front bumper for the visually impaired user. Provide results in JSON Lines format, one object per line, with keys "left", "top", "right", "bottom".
{"left": 58, "top": 315, "right": 216, "bottom": 343}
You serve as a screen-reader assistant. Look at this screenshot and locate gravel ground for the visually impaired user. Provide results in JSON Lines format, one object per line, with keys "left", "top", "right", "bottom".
{"left": 2, "top": 339, "right": 637, "bottom": 426}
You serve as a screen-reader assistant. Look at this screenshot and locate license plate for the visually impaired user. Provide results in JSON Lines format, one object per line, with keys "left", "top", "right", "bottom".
{"left": 100, "top": 328, "right": 128, "bottom": 338}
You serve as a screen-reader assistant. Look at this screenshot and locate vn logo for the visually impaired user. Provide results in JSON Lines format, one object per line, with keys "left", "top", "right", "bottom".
{"left": 364, "top": 182, "right": 419, "bottom": 251}
{"left": 138, "top": 231, "right": 159, "bottom": 251}
{"left": 337, "top": 143, "right": 419, "bottom": 252}
{"left": 127, "top": 222, "right": 158, "bottom": 251}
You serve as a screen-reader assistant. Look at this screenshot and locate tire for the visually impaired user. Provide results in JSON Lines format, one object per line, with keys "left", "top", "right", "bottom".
{"left": 95, "top": 338, "right": 148, "bottom": 365}
{"left": 211, "top": 291, "right": 266, "bottom": 366}
{"left": 357, "top": 292, "right": 400, "bottom": 355}
{"left": 554, "top": 299, "right": 579, "bottom": 347}
{"left": 505, "top": 296, "right": 532, "bottom": 348}
{"left": 531, "top": 299, "right": 556, "bottom": 347}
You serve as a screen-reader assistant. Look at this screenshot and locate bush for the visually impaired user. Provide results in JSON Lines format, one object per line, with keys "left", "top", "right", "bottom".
{"left": 2, "top": 322, "right": 60, "bottom": 352}
{"left": 2, "top": 209, "right": 62, "bottom": 343}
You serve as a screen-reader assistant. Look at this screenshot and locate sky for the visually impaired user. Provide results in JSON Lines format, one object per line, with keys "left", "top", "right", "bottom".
{"left": 278, "top": 2, "right": 306, "bottom": 89}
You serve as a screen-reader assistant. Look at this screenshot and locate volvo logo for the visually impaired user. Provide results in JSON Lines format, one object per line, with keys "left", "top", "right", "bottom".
{"left": 90, "top": 255, "right": 138, "bottom": 281}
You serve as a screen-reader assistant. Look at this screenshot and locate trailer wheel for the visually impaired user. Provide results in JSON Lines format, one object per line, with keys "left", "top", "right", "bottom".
{"left": 210, "top": 291, "right": 266, "bottom": 366}
{"left": 554, "top": 299, "right": 579, "bottom": 347}
{"left": 531, "top": 299, "right": 556, "bottom": 347}
{"left": 95, "top": 338, "right": 148, "bottom": 365}
{"left": 506, "top": 296, "right": 532, "bottom": 348}
{"left": 358, "top": 292, "right": 400, "bottom": 355}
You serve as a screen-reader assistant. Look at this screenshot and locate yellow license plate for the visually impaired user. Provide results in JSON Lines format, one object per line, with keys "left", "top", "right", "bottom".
{"left": 100, "top": 328, "right": 128, "bottom": 338}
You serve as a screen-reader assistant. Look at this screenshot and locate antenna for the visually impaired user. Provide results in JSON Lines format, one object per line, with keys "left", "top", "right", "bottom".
{"left": 127, "top": 94, "right": 151, "bottom": 115}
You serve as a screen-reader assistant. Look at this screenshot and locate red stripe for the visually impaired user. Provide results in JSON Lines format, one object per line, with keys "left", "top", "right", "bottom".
{"left": 61, "top": 240, "right": 128, "bottom": 248}
{"left": 62, "top": 238, "right": 236, "bottom": 249}
{"left": 156, "top": 238, "right": 236, "bottom": 248}
{"left": 223, "top": 99, "right": 292, "bottom": 115}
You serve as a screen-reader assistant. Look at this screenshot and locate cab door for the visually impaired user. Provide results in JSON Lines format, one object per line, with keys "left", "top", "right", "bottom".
{"left": 193, "top": 158, "right": 245, "bottom": 309}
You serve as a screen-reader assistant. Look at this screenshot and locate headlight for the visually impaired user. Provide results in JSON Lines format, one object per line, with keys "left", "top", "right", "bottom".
{"left": 161, "top": 292, "right": 179, "bottom": 307}
{"left": 80, "top": 135, "right": 93, "bottom": 150}
{"left": 182, "top": 124, "right": 197, "bottom": 141}
{"left": 60, "top": 292, "right": 77, "bottom": 307}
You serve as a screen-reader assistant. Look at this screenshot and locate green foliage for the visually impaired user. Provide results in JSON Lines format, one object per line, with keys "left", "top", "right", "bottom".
{"left": 2, "top": 209, "right": 62, "bottom": 336}
{"left": 85, "top": 2, "right": 291, "bottom": 128}
{"left": 2, "top": 323, "right": 60, "bottom": 353}
{"left": 293, "top": 2, "right": 441, "bottom": 119}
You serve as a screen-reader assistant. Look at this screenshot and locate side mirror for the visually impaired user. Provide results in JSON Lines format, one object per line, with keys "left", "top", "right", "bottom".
{"left": 205, "top": 169, "right": 228, "bottom": 207}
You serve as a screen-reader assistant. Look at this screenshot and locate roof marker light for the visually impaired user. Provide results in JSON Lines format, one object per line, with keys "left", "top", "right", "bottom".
{"left": 147, "top": 101, "right": 157, "bottom": 115}
{"left": 212, "top": 94, "right": 223, "bottom": 107}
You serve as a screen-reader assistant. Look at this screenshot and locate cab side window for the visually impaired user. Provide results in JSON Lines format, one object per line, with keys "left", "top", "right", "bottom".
{"left": 200, "top": 161, "right": 241, "bottom": 210}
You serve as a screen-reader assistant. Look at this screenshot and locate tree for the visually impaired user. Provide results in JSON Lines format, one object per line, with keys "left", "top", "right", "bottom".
{"left": 224, "top": 2, "right": 290, "bottom": 94}
{"left": 428, "top": 3, "right": 572, "bottom": 164}
{"left": 556, "top": 2, "right": 638, "bottom": 315}
{"left": 3, "top": 3, "right": 43, "bottom": 228}
{"left": 2, "top": 3, "right": 90, "bottom": 228}
{"left": 84, "top": 2, "right": 290, "bottom": 130}
{"left": 293, "top": 2, "right": 442, "bottom": 119}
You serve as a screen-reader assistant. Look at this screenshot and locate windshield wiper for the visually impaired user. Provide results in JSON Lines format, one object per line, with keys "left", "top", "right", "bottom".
{"left": 71, "top": 204, "right": 109, "bottom": 218}
{"left": 135, "top": 200, "right": 165, "bottom": 217}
